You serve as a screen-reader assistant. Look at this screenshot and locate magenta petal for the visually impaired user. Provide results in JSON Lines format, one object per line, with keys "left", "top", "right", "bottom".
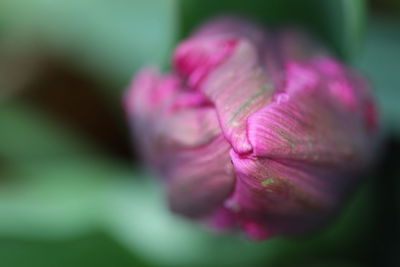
{"left": 247, "top": 61, "right": 375, "bottom": 168}
{"left": 229, "top": 149, "right": 346, "bottom": 237}
{"left": 201, "top": 39, "right": 274, "bottom": 154}
{"left": 174, "top": 35, "right": 238, "bottom": 89}
{"left": 124, "top": 69, "right": 183, "bottom": 166}
{"left": 173, "top": 18, "right": 280, "bottom": 155}
{"left": 167, "top": 135, "right": 235, "bottom": 217}
{"left": 126, "top": 67, "right": 234, "bottom": 217}
{"left": 125, "top": 17, "right": 381, "bottom": 240}
{"left": 159, "top": 107, "right": 221, "bottom": 149}
{"left": 124, "top": 68, "right": 162, "bottom": 116}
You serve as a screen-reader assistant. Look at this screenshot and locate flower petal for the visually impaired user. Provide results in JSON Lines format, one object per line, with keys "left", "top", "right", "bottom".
{"left": 158, "top": 107, "right": 221, "bottom": 149}
{"left": 228, "top": 149, "right": 348, "bottom": 237}
{"left": 167, "top": 135, "right": 235, "bottom": 217}
{"left": 202, "top": 38, "right": 274, "bottom": 154}
{"left": 125, "top": 69, "right": 222, "bottom": 166}
{"left": 247, "top": 61, "right": 375, "bottom": 168}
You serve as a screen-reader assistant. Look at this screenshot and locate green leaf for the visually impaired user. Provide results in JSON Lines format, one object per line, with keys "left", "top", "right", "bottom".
{"left": 0, "top": 0, "right": 177, "bottom": 100}
{"left": 354, "top": 16, "right": 400, "bottom": 135}
{"left": 0, "top": 100, "right": 96, "bottom": 163}
{"left": 0, "top": 158, "right": 115, "bottom": 238}
{"left": 178, "top": 0, "right": 366, "bottom": 60}
{"left": 0, "top": 233, "right": 150, "bottom": 267}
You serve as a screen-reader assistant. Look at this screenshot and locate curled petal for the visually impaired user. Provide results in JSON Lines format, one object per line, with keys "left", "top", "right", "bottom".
{"left": 174, "top": 18, "right": 282, "bottom": 155}
{"left": 124, "top": 69, "right": 180, "bottom": 166}
{"left": 247, "top": 61, "right": 376, "bottom": 168}
{"left": 202, "top": 39, "right": 274, "bottom": 154}
{"left": 126, "top": 69, "right": 221, "bottom": 166}
{"left": 174, "top": 35, "right": 238, "bottom": 90}
{"left": 125, "top": 68, "right": 181, "bottom": 116}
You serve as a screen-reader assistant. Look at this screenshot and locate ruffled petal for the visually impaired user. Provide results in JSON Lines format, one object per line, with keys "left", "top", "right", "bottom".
{"left": 174, "top": 35, "right": 239, "bottom": 90}
{"left": 222, "top": 59, "right": 379, "bottom": 239}
{"left": 127, "top": 71, "right": 226, "bottom": 170}
{"left": 174, "top": 18, "right": 283, "bottom": 155}
{"left": 201, "top": 39, "right": 274, "bottom": 154}
{"left": 125, "top": 68, "right": 183, "bottom": 116}
{"left": 247, "top": 61, "right": 376, "bottom": 168}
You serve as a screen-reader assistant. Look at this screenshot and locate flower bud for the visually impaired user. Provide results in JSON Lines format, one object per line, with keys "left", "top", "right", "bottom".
{"left": 124, "top": 17, "right": 380, "bottom": 240}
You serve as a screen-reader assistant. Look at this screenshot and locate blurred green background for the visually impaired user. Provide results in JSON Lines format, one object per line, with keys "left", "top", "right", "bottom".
{"left": 0, "top": 0, "right": 399, "bottom": 266}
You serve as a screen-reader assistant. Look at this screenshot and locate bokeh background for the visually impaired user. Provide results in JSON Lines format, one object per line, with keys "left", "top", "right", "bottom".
{"left": 0, "top": 0, "right": 399, "bottom": 266}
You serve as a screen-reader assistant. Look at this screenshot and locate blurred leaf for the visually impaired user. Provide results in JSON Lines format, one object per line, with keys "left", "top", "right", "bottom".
{"left": 179, "top": 0, "right": 366, "bottom": 60}
{"left": 0, "top": 152, "right": 156, "bottom": 266}
{"left": 0, "top": 0, "right": 177, "bottom": 100}
{"left": 0, "top": 157, "right": 119, "bottom": 238}
{"left": 354, "top": 16, "right": 400, "bottom": 135}
{"left": 0, "top": 100, "right": 96, "bottom": 162}
{"left": 0, "top": 0, "right": 366, "bottom": 105}
{"left": 0, "top": 233, "right": 149, "bottom": 267}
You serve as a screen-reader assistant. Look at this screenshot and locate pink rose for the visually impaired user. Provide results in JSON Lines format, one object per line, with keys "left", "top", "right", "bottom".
{"left": 124, "top": 17, "right": 380, "bottom": 240}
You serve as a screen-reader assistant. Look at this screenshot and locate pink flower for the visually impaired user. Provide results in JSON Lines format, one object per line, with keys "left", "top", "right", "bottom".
{"left": 124, "top": 17, "right": 380, "bottom": 240}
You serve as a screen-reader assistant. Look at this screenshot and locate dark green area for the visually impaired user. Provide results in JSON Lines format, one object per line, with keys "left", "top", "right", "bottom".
{"left": 0, "top": 233, "right": 149, "bottom": 267}
{"left": 179, "top": 0, "right": 365, "bottom": 60}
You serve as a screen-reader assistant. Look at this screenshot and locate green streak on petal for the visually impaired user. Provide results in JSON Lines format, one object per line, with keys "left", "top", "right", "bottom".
{"left": 228, "top": 86, "right": 270, "bottom": 123}
{"left": 277, "top": 129, "right": 296, "bottom": 149}
{"left": 261, "top": 178, "right": 275, "bottom": 186}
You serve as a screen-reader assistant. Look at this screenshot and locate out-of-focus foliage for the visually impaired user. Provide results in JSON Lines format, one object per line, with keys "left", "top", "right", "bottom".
{"left": 0, "top": 0, "right": 177, "bottom": 101}
{"left": 0, "top": 0, "right": 364, "bottom": 98}
{"left": 179, "top": 0, "right": 365, "bottom": 60}
{"left": 355, "top": 17, "right": 400, "bottom": 134}
{"left": 0, "top": 101, "right": 95, "bottom": 162}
